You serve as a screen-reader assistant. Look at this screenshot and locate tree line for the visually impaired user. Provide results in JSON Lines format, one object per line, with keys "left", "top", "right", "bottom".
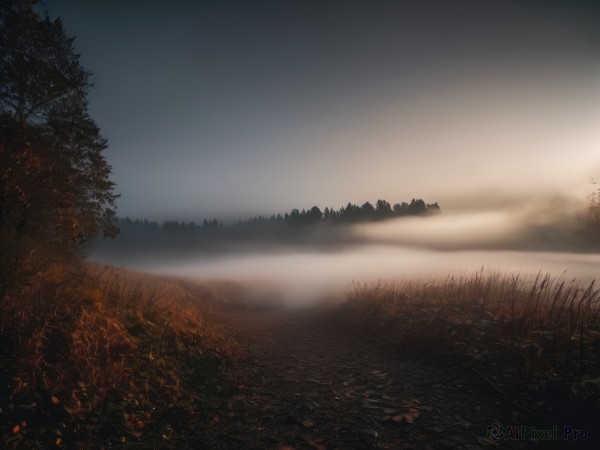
{"left": 116, "top": 198, "right": 441, "bottom": 236}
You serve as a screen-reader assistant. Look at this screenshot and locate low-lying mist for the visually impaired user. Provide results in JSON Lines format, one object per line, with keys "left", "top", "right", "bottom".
{"left": 90, "top": 203, "right": 600, "bottom": 307}
{"left": 354, "top": 199, "right": 584, "bottom": 252}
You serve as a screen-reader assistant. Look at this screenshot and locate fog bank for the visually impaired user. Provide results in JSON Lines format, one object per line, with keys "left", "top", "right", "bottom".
{"left": 90, "top": 201, "right": 600, "bottom": 306}
{"left": 110, "top": 245, "right": 600, "bottom": 308}
{"left": 354, "top": 197, "right": 586, "bottom": 252}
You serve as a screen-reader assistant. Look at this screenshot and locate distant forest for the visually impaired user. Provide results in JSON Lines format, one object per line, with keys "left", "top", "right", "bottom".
{"left": 119, "top": 198, "right": 440, "bottom": 233}
{"left": 93, "top": 199, "right": 440, "bottom": 258}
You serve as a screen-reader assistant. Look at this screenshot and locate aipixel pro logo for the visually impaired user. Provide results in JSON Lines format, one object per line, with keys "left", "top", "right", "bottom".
{"left": 486, "top": 421, "right": 589, "bottom": 442}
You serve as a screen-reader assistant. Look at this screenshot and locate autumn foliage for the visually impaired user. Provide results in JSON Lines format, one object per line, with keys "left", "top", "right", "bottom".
{"left": 0, "top": 263, "right": 239, "bottom": 448}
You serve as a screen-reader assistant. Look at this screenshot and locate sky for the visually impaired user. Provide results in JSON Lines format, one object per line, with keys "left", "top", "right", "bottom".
{"left": 42, "top": 0, "right": 600, "bottom": 222}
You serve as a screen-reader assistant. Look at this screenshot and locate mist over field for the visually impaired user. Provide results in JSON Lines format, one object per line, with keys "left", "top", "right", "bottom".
{"left": 91, "top": 196, "right": 600, "bottom": 306}
{"left": 355, "top": 195, "right": 585, "bottom": 251}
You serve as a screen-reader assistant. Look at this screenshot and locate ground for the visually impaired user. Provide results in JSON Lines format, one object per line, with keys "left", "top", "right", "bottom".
{"left": 195, "top": 305, "right": 555, "bottom": 450}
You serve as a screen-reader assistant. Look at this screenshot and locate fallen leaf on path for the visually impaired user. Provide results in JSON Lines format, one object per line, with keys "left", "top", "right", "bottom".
{"left": 403, "top": 408, "right": 420, "bottom": 424}
{"left": 308, "top": 436, "right": 327, "bottom": 449}
{"left": 392, "top": 408, "right": 420, "bottom": 424}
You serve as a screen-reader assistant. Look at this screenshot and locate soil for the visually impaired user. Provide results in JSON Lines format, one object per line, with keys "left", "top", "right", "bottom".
{"left": 191, "top": 305, "right": 583, "bottom": 450}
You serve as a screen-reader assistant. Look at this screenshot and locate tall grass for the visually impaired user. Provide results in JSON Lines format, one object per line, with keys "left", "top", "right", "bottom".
{"left": 348, "top": 268, "right": 600, "bottom": 334}
{"left": 346, "top": 268, "right": 600, "bottom": 391}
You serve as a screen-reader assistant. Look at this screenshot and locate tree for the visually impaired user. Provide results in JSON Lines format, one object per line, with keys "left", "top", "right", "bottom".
{"left": 340, "top": 202, "right": 359, "bottom": 222}
{"left": 407, "top": 198, "right": 426, "bottom": 215}
{"left": 289, "top": 208, "right": 301, "bottom": 225}
{"left": 361, "top": 201, "right": 375, "bottom": 219}
{"left": 375, "top": 199, "right": 392, "bottom": 219}
{"left": 0, "top": 1, "right": 118, "bottom": 249}
{"left": 307, "top": 206, "right": 322, "bottom": 223}
{"left": 426, "top": 202, "right": 441, "bottom": 214}
{"left": 393, "top": 202, "right": 408, "bottom": 216}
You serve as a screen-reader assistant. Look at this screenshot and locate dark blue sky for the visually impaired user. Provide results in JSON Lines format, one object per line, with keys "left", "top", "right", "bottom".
{"left": 43, "top": 0, "right": 600, "bottom": 221}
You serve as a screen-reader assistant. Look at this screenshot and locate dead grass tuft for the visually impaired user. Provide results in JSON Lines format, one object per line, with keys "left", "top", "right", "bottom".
{"left": 345, "top": 268, "right": 600, "bottom": 396}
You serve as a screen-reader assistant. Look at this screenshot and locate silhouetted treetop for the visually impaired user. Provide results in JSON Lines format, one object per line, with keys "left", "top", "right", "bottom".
{"left": 0, "top": 1, "right": 118, "bottom": 246}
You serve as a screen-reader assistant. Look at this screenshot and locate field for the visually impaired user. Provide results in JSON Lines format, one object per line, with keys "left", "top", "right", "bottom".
{"left": 2, "top": 264, "right": 599, "bottom": 448}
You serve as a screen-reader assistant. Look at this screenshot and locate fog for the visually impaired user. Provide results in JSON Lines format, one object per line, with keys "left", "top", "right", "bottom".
{"left": 142, "top": 247, "right": 600, "bottom": 307}
{"left": 354, "top": 197, "right": 584, "bottom": 252}
{"left": 92, "top": 203, "right": 600, "bottom": 307}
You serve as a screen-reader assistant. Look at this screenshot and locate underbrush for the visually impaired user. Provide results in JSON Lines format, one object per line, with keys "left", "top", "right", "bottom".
{"left": 0, "top": 262, "right": 239, "bottom": 449}
{"left": 344, "top": 269, "right": 600, "bottom": 405}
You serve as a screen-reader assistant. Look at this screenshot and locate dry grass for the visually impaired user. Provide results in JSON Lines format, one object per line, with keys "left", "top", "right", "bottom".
{"left": 347, "top": 269, "right": 600, "bottom": 335}
{"left": 0, "top": 262, "right": 239, "bottom": 449}
{"left": 345, "top": 268, "right": 600, "bottom": 396}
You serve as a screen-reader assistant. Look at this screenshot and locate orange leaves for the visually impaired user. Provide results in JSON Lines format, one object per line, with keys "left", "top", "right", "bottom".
{"left": 1, "top": 264, "right": 240, "bottom": 448}
{"left": 390, "top": 399, "right": 429, "bottom": 425}
{"left": 392, "top": 408, "right": 419, "bottom": 424}
{"left": 11, "top": 421, "right": 27, "bottom": 434}
{"left": 308, "top": 436, "right": 328, "bottom": 449}
{"left": 70, "top": 309, "right": 137, "bottom": 395}
{"left": 123, "top": 412, "right": 147, "bottom": 437}
{"left": 10, "top": 376, "right": 29, "bottom": 397}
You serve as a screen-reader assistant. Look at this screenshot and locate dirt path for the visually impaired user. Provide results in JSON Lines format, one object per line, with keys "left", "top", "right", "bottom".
{"left": 198, "top": 307, "right": 534, "bottom": 450}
